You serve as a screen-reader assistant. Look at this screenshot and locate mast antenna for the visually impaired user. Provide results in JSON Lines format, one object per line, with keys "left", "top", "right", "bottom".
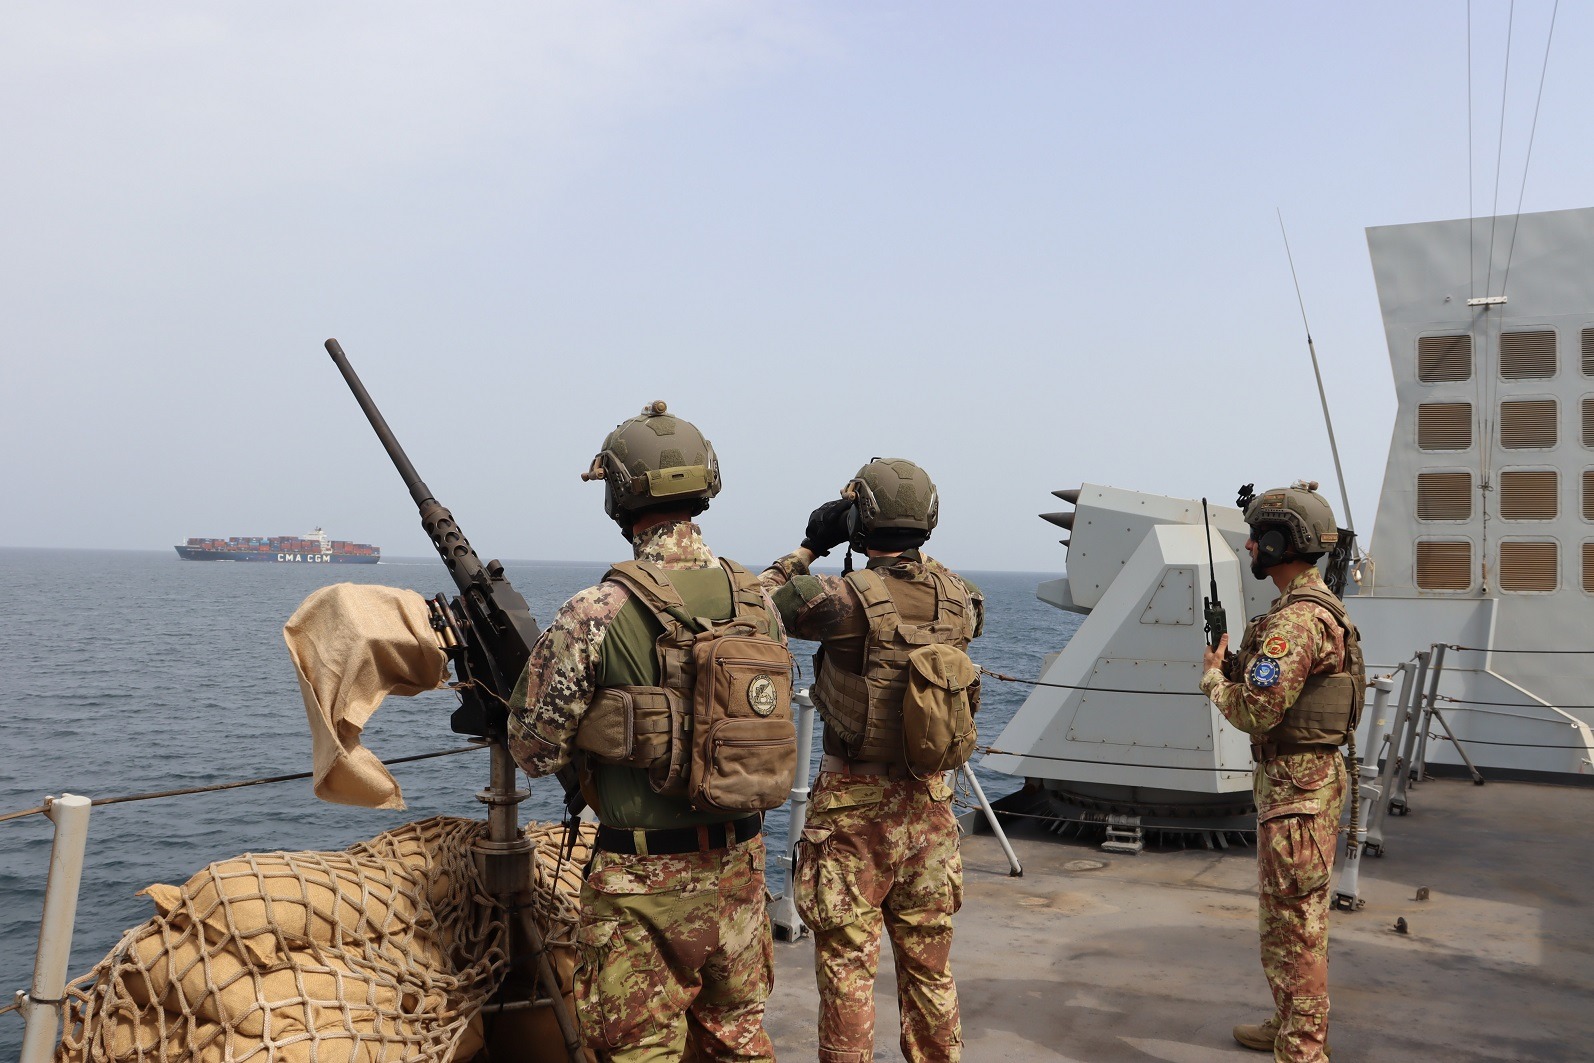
{"left": 1277, "top": 209, "right": 1354, "bottom": 535}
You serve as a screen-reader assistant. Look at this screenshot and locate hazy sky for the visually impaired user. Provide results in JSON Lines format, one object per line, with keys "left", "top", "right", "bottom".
{"left": 4, "top": 2, "right": 1588, "bottom": 572}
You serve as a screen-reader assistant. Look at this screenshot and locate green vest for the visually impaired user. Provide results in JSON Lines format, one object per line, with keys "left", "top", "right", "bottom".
{"left": 589, "top": 566, "right": 776, "bottom": 828}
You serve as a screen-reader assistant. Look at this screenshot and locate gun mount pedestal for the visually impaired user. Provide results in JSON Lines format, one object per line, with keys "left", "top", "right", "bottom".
{"left": 474, "top": 740, "right": 585, "bottom": 1061}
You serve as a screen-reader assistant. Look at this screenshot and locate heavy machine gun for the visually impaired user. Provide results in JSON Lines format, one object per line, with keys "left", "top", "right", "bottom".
{"left": 324, "top": 338, "right": 583, "bottom": 1060}
{"left": 325, "top": 338, "right": 538, "bottom": 740}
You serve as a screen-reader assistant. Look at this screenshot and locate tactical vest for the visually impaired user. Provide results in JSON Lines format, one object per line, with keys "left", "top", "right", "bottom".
{"left": 574, "top": 559, "right": 792, "bottom": 814}
{"left": 1235, "top": 580, "right": 1365, "bottom": 750}
{"left": 811, "top": 564, "right": 973, "bottom": 764}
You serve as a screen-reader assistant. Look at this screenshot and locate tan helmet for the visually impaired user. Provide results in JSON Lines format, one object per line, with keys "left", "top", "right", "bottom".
{"left": 1243, "top": 480, "right": 1340, "bottom": 560}
{"left": 844, "top": 458, "right": 939, "bottom": 550}
{"left": 582, "top": 401, "right": 721, "bottom": 528}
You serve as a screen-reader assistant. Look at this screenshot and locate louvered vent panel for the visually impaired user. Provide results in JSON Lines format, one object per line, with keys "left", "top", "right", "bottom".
{"left": 1414, "top": 541, "right": 1471, "bottom": 590}
{"left": 1584, "top": 543, "right": 1594, "bottom": 593}
{"left": 1417, "top": 403, "right": 1472, "bottom": 450}
{"left": 1499, "top": 470, "right": 1557, "bottom": 519}
{"left": 1500, "top": 330, "right": 1556, "bottom": 379}
{"left": 1416, "top": 472, "right": 1471, "bottom": 520}
{"left": 1584, "top": 397, "right": 1594, "bottom": 447}
{"left": 1417, "top": 335, "right": 1472, "bottom": 382}
{"left": 1499, "top": 400, "right": 1557, "bottom": 449}
{"left": 1584, "top": 328, "right": 1594, "bottom": 375}
{"left": 1499, "top": 540, "right": 1558, "bottom": 592}
{"left": 1585, "top": 470, "right": 1594, "bottom": 521}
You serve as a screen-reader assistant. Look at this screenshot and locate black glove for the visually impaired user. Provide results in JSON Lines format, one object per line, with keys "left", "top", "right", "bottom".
{"left": 801, "top": 499, "right": 854, "bottom": 556}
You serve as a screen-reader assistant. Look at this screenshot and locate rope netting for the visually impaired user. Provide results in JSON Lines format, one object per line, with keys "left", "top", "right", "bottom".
{"left": 54, "top": 815, "right": 595, "bottom": 1063}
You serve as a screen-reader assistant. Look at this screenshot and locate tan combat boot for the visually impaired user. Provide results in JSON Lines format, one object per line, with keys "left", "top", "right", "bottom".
{"left": 1231, "top": 1018, "right": 1279, "bottom": 1052}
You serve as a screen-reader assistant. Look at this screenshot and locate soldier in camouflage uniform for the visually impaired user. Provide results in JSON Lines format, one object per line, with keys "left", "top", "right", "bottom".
{"left": 1199, "top": 481, "right": 1364, "bottom": 1063}
{"left": 761, "top": 459, "right": 983, "bottom": 1063}
{"left": 508, "top": 402, "right": 783, "bottom": 1062}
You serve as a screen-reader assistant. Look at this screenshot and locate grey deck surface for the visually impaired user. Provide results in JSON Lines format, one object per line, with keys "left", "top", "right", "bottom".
{"left": 760, "top": 778, "right": 1593, "bottom": 1062}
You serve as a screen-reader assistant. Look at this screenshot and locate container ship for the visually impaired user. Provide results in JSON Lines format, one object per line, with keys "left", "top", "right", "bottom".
{"left": 174, "top": 527, "right": 380, "bottom": 564}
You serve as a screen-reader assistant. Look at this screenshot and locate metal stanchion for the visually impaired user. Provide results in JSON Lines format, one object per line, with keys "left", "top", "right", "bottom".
{"left": 19, "top": 794, "right": 92, "bottom": 1063}
{"left": 1388, "top": 650, "right": 1429, "bottom": 815}
{"left": 1413, "top": 643, "right": 1447, "bottom": 781}
{"left": 959, "top": 764, "right": 1022, "bottom": 877}
{"left": 1365, "top": 661, "right": 1416, "bottom": 855}
{"left": 770, "top": 690, "right": 816, "bottom": 941}
{"left": 1331, "top": 677, "right": 1392, "bottom": 911}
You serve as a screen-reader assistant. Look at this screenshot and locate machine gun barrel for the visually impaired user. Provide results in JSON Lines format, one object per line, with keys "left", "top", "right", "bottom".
{"left": 324, "top": 337, "right": 540, "bottom": 736}
{"left": 325, "top": 338, "right": 432, "bottom": 509}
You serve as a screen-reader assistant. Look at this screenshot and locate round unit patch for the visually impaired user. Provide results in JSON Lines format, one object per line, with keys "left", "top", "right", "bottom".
{"left": 748, "top": 674, "right": 779, "bottom": 717}
{"left": 1261, "top": 634, "right": 1291, "bottom": 659}
{"left": 1248, "top": 657, "right": 1282, "bottom": 689}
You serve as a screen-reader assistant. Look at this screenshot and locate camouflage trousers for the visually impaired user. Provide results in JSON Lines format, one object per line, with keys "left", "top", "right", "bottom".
{"left": 794, "top": 771, "right": 963, "bottom": 1063}
{"left": 574, "top": 834, "right": 775, "bottom": 1063}
{"left": 1255, "top": 751, "right": 1347, "bottom": 1063}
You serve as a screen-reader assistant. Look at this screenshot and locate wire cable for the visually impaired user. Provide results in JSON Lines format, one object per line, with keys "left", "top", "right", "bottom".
{"left": 0, "top": 744, "right": 487, "bottom": 825}
{"left": 1501, "top": 0, "right": 1560, "bottom": 297}
{"left": 978, "top": 666, "right": 1207, "bottom": 698}
{"left": 1445, "top": 643, "right": 1594, "bottom": 654}
{"left": 1484, "top": 0, "right": 1517, "bottom": 298}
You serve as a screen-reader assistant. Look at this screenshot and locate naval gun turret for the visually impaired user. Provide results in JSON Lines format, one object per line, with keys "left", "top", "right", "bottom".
{"left": 986, "top": 484, "right": 1281, "bottom": 848}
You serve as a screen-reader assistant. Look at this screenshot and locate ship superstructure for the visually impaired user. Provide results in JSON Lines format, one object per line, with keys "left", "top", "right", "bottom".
{"left": 986, "top": 207, "right": 1594, "bottom": 832}
{"left": 174, "top": 527, "right": 380, "bottom": 564}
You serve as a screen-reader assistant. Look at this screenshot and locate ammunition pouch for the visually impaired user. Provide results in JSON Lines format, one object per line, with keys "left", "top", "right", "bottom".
{"left": 576, "top": 685, "right": 689, "bottom": 797}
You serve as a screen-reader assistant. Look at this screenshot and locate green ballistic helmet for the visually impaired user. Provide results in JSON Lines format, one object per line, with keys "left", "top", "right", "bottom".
{"left": 1243, "top": 480, "right": 1340, "bottom": 557}
{"left": 582, "top": 401, "right": 721, "bottom": 528}
{"left": 844, "top": 458, "right": 939, "bottom": 550}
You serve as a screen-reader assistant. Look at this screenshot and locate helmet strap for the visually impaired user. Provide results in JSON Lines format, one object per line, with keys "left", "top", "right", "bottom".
{"left": 842, "top": 546, "right": 854, "bottom": 574}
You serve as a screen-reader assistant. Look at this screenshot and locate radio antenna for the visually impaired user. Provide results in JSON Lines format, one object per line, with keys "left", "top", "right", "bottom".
{"left": 1278, "top": 209, "right": 1354, "bottom": 534}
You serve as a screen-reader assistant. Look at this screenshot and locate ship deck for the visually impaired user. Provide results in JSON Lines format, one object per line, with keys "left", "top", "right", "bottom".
{"left": 761, "top": 776, "right": 1593, "bottom": 1062}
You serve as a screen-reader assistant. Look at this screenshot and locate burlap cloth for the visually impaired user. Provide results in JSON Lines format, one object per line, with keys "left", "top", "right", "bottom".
{"left": 283, "top": 583, "right": 449, "bottom": 810}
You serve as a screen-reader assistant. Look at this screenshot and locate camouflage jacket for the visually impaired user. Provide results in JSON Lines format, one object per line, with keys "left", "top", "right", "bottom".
{"left": 1198, "top": 568, "right": 1348, "bottom": 737}
{"left": 507, "top": 520, "right": 781, "bottom": 779}
{"left": 760, "top": 547, "right": 984, "bottom": 665}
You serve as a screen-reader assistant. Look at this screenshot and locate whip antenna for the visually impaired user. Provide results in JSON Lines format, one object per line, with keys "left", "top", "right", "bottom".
{"left": 1277, "top": 210, "right": 1355, "bottom": 535}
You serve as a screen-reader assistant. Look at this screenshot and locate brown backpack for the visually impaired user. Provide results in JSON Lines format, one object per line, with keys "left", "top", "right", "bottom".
{"left": 605, "top": 560, "right": 797, "bottom": 813}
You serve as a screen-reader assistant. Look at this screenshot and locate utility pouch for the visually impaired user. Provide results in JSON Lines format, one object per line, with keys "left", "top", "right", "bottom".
{"left": 902, "top": 643, "right": 980, "bottom": 778}
{"left": 688, "top": 631, "right": 798, "bottom": 812}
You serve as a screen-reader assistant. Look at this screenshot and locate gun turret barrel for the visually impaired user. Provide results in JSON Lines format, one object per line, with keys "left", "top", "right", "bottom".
{"left": 1052, "top": 488, "right": 1081, "bottom": 504}
{"left": 1040, "top": 511, "right": 1075, "bottom": 530}
{"left": 325, "top": 338, "right": 434, "bottom": 509}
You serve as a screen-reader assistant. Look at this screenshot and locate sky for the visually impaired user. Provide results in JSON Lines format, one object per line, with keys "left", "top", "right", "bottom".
{"left": 3, "top": 2, "right": 1589, "bottom": 573}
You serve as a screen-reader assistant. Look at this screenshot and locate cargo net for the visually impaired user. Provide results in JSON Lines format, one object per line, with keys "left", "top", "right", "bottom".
{"left": 56, "top": 816, "right": 596, "bottom": 1063}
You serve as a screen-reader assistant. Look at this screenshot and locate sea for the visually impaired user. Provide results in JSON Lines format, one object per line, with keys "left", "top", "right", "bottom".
{"left": 0, "top": 547, "right": 1079, "bottom": 1059}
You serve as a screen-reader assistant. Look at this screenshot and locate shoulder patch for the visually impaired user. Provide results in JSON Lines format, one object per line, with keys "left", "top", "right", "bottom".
{"left": 1248, "top": 657, "right": 1282, "bottom": 688}
{"left": 1261, "top": 634, "right": 1291, "bottom": 658}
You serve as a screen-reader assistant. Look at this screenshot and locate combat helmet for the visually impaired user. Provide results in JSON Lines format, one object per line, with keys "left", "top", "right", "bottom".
{"left": 1242, "top": 480, "right": 1339, "bottom": 569}
{"left": 844, "top": 458, "right": 939, "bottom": 552}
{"left": 582, "top": 401, "right": 721, "bottom": 533}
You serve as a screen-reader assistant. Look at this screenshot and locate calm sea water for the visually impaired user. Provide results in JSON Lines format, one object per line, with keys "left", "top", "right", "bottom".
{"left": 0, "top": 547, "right": 1077, "bottom": 1058}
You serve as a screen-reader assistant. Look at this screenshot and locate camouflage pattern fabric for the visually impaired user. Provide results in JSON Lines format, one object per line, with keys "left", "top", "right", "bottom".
{"left": 761, "top": 549, "right": 984, "bottom": 655}
{"left": 1200, "top": 567, "right": 1350, "bottom": 1063}
{"left": 1198, "top": 568, "right": 1347, "bottom": 735}
{"left": 508, "top": 519, "right": 779, "bottom": 1059}
{"left": 507, "top": 520, "right": 721, "bottom": 777}
{"left": 794, "top": 771, "right": 963, "bottom": 1063}
{"left": 576, "top": 835, "right": 774, "bottom": 1062}
{"left": 1256, "top": 752, "right": 1345, "bottom": 1062}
